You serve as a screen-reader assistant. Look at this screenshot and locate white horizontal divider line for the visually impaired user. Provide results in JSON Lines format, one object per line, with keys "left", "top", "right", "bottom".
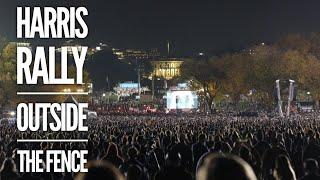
{"left": 17, "top": 92, "right": 89, "bottom": 95}
{"left": 17, "top": 139, "right": 88, "bottom": 143}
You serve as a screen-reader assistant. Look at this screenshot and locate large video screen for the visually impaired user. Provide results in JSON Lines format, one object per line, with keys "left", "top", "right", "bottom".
{"left": 166, "top": 91, "right": 198, "bottom": 109}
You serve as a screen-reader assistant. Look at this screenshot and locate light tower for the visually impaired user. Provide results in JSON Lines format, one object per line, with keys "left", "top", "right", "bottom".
{"left": 167, "top": 40, "right": 170, "bottom": 57}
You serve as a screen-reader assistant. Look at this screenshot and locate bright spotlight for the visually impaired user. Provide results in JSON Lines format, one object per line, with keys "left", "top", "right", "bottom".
{"left": 9, "top": 111, "right": 15, "bottom": 116}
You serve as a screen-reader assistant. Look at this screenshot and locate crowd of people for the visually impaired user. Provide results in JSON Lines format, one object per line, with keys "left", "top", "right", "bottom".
{"left": 0, "top": 112, "right": 320, "bottom": 179}
{"left": 90, "top": 103, "right": 166, "bottom": 116}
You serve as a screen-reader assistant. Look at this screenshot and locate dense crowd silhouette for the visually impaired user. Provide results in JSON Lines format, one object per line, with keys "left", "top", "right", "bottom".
{"left": 1, "top": 112, "right": 320, "bottom": 180}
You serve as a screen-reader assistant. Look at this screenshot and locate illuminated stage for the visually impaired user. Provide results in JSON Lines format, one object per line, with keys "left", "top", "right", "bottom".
{"left": 166, "top": 90, "right": 198, "bottom": 111}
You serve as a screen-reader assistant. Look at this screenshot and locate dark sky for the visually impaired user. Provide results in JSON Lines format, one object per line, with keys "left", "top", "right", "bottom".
{"left": 1, "top": 0, "right": 320, "bottom": 56}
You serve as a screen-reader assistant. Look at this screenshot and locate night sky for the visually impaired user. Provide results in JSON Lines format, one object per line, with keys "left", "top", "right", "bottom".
{"left": 1, "top": 0, "right": 320, "bottom": 56}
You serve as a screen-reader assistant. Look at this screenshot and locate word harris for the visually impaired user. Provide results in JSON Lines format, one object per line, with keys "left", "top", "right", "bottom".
{"left": 16, "top": 6, "right": 89, "bottom": 173}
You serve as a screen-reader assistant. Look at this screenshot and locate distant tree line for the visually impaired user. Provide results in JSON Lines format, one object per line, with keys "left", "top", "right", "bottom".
{"left": 181, "top": 33, "right": 320, "bottom": 111}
